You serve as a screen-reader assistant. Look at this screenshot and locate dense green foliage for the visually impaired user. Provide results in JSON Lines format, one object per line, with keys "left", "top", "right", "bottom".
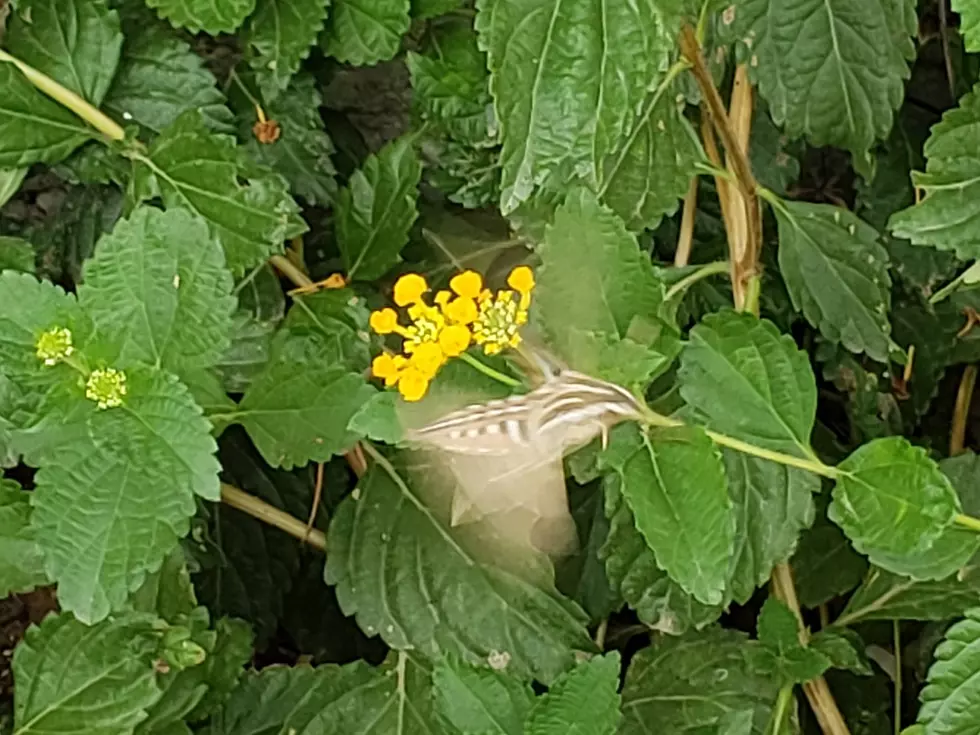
{"left": 5, "top": 0, "right": 980, "bottom": 733}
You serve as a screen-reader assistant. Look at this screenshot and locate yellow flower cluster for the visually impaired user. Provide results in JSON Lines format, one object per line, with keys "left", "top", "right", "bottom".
{"left": 34, "top": 327, "right": 127, "bottom": 410}
{"left": 369, "top": 266, "right": 535, "bottom": 401}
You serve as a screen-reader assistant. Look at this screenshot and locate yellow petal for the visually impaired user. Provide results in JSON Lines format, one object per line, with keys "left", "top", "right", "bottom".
{"left": 410, "top": 342, "right": 445, "bottom": 378}
{"left": 450, "top": 270, "right": 483, "bottom": 300}
{"left": 369, "top": 308, "right": 399, "bottom": 334}
{"left": 439, "top": 324, "right": 472, "bottom": 357}
{"left": 398, "top": 368, "right": 429, "bottom": 401}
{"left": 393, "top": 273, "right": 428, "bottom": 306}
{"left": 507, "top": 265, "right": 535, "bottom": 294}
{"left": 443, "top": 296, "right": 478, "bottom": 325}
{"left": 434, "top": 290, "right": 451, "bottom": 305}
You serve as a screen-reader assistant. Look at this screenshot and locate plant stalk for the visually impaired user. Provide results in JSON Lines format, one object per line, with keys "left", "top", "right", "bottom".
{"left": 950, "top": 364, "right": 977, "bottom": 455}
{"left": 664, "top": 261, "right": 730, "bottom": 303}
{"left": 0, "top": 48, "right": 125, "bottom": 141}
{"left": 459, "top": 351, "right": 522, "bottom": 387}
{"left": 675, "top": 177, "right": 699, "bottom": 266}
{"left": 220, "top": 483, "right": 326, "bottom": 551}
{"left": 893, "top": 620, "right": 902, "bottom": 735}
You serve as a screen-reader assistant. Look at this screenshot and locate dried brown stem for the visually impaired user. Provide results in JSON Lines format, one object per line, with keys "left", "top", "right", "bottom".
{"left": 269, "top": 253, "right": 313, "bottom": 289}
{"left": 221, "top": 483, "right": 326, "bottom": 552}
{"left": 951, "top": 364, "right": 978, "bottom": 455}
{"left": 675, "top": 177, "right": 699, "bottom": 267}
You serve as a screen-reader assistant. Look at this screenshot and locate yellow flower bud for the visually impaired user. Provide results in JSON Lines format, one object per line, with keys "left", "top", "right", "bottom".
{"left": 369, "top": 308, "right": 400, "bottom": 334}
{"left": 439, "top": 324, "right": 472, "bottom": 357}
{"left": 35, "top": 327, "right": 74, "bottom": 366}
{"left": 398, "top": 368, "right": 429, "bottom": 401}
{"left": 450, "top": 270, "right": 483, "bottom": 300}
{"left": 371, "top": 353, "right": 406, "bottom": 386}
{"left": 85, "top": 368, "right": 127, "bottom": 409}
{"left": 393, "top": 273, "right": 428, "bottom": 306}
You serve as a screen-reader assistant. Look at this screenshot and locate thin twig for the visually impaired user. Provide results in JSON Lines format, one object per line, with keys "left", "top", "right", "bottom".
{"left": 675, "top": 177, "right": 699, "bottom": 266}
{"left": 594, "top": 618, "right": 609, "bottom": 650}
{"left": 939, "top": 0, "right": 956, "bottom": 101}
{"left": 951, "top": 365, "right": 977, "bottom": 455}
{"left": 305, "top": 462, "right": 325, "bottom": 543}
{"left": 269, "top": 254, "right": 313, "bottom": 289}
{"left": 220, "top": 483, "right": 326, "bottom": 551}
{"left": 893, "top": 620, "right": 902, "bottom": 735}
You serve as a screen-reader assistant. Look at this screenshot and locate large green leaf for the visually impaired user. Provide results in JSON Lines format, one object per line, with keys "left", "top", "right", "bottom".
{"left": 234, "top": 339, "right": 374, "bottom": 469}
{"left": 77, "top": 206, "right": 236, "bottom": 376}
{"left": 956, "top": 0, "right": 980, "bottom": 51}
{"left": 536, "top": 188, "right": 675, "bottom": 383}
{"left": 619, "top": 627, "right": 780, "bottom": 734}
{"left": 600, "top": 474, "right": 722, "bottom": 633}
{"left": 791, "top": 496, "right": 868, "bottom": 609}
{"left": 130, "top": 110, "right": 305, "bottom": 276}
{"left": 25, "top": 367, "right": 220, "bottom": 623}
{"left": 0, "top": 237, "right": 34, "bottom": 273}
{"left": 836, "top": 564, "right": 980, "bottom": 626}
{"left": 724, "top": 451, "right": 817, "bottom": 604}
{"left": 242, "top": 73, "right": 337, "bottom": 207}
{"left": 752, "top": 598, "right": 831, "bottom": 685}
{"left": 245, "top": 0, "right": 329, "bottom": 101}
{"left": 889, "top": 83, "right": 980, "bottom": 260}
{"left": 773, "top": 200, "right": 892, "bottom": 361}
{"left": 103, "top": 23, "right": 234, "bottom": 134}
{"left": 325, "top": 455, "right": 594, "bottom": 684}
{"left": 918, "top": 607, "right": 980, "bottom": 733}
{"left": 735, "top": 0, "right": 914, "bottom": 172}
{"left": 5, "top": 0, "right": 122, "bottom": 105}
{"left": 601, "top": 424, "right": 732, "bottom": 606}
{"left": 0, "top": 479, "right": 48, "bottom": 597}
{"left": 829, "top": 437, "right": 961, "bottom": 577}
{"left": 678, "top": 310, "right": 818, "bottom": 460}
{"left": 320, "top": 0, "right": 411, "bottom": 65}
{"left": 525, "top": 652, "right": 621, "bottom": 735}
{"left": 205, "top": 652, "right": 450, "bottom": 734}
{"left": 432, "top": 655, "right": 533, "bottom": 735}
{"left": 0, "top": 168, "right": 28, "bottom": 208}
{"left": 279, "top": 287, "right": 371, "bottom": 371}
{"left": 0, "top": 64, "right": 91, "bottom": 168}
{"left": 474, "top": 0, "right": 676, "bottom": 216}
{"left": 336, "top": 135, "right": 421, "bottom": 281}
{"left": 12, "top": 612, "right": 162, "bottom": 735}
{"left": 145, "top": 0, "right": 257, "bottom": 33}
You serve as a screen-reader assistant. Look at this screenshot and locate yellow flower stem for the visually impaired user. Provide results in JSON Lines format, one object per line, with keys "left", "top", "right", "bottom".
{"left": 0, "top": 48, "right": 125, "bottom": 142}
{"left": 459, "top": 352, "right": 522, "bottom": 387}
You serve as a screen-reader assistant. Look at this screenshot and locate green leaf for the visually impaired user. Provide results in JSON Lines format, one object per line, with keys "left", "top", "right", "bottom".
{"left": 130, "top": 110, "right": 305, "bottom": 276}
{"left": 103, "top": 23, "right": 234, "bottom": 135}
{"left": 215, "top": 265, "right": 284, "bottom": 393}
{"left": 320, "top": 0, "right": 410, "bottom": 66}
{"left": 601, "top": 474, "right": 722, "bottom": 633}
{"left": 525, "top": 652, "right": 622, "bottom": 735}
{"left": 279, "top": 288, "right": 372, "bottom": 371}
{"left": 752, "top": 598, "right": 831, "bottom": 684}
{"left": 829, "top": 437, "right": 961, "bottom": 578}
{"left": 602, "top": 424, "right": 732, "bottom": 606}
{"left": 412, "top": 0, "right": 462, "bottom": 19}
{"left": 791, "top": 497, "right": 869, "bottom": 608}
{"left": 618, "top": 627, "right": 780, "bottom": 733}
{"left": 736, "top": 0, "right": 914, "bottom": 171}
{"left": 188, "top": 617, "right": 254, "bottom": 722}
{"left": 245, "top": 0, "right": 330, "bottom": 102}
{"left": 235, "top": 348, "right": 373, "bottom": 470}
{"left": 432, "top": 655, "right": 533, "bottom": 735}
{"left": 809, "top": 629, "right": 873, "bottom": 676}
{"left": 348, "top": 390, "right": 402, "bottom": 444}
{"left": 336, "top": 135, "right": 421, "bottom": 281}
{"left": 77, "top": 206, "right": 236, "bottom": 376}
{"left": 0, "top": 479, "right": 49, "bottom": 597}
{"left": 889, "top": 83, "right": 980, "bottom": 260}
{"left": 475, "top": 0, "right": 677, "bottom": 217}
{"left": 26, "top": 366, "right": 220, "bottom": 623}
{"left": 325, "top": 455, "right": 594, "bottom": 684}
{"left": 537, "top": 189, "right": 673, "bottom": 381}
{"left": 242, "top": 73, "right": 337, "bottom": 207}
{"left": 0, "top": 168, "right": 28, "bottom": 208}
{"left": 750, "top": 106, "right": 801, "bottom": 197}
{"left": 678, "top": 310, "right": 818, "bottom": 460}
{"left": 407, "top": 22, "right": 491, "bottom": 144}
{"left": 773, "top": 200, "right": 892, "bottom": 362}
{"left": 0, "top": 64, "right": 91, "bottom": 167}
{"left": 956, "top": 0, "right": 980, "bottom": 51}
{"left": 724, "top": 451, "right": 817, "bottom": 604}
{"left": 144, "top": 0, "right": 257, "bottom": 33}
{"left": 13, "top": 612, "right": 162, "bottom": 735}
{"left": 838, "top": 564, "right": 980, "bottom": 626}
{"left": 5, "top": 0, "right": 122, "bottom": 105}
{"left": 0, "top": 237, "right": 35, "bottom": 273}
{"left": 918, "top": 607, "right": 980, "bottom": 733}
{"left": 129, "top": 547, "right": 199, "bottom": 624}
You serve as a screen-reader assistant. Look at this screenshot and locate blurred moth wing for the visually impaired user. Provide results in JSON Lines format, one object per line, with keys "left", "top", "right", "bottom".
{"left": 402, "top": 366, "right": 644, "bottom": 559}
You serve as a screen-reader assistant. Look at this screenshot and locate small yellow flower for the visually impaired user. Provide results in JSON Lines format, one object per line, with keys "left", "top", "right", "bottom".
{"left": 434, "top": 290, "right": 451, "bottom": 306}
{"left": 507, "top": 266, "right": 534, "bottom": 294}
{"left": 472, "top": 290, "right": 524, "bottom": 355}
{"left": 450, "top": 270, "right": 483, "bottom": 300}
{"left": 369, "top": 308, "right": 400, "bottom": 334}
{"left": 398, "top": 368, "right": 429, "bottom": 402}
{"left": 371, "top": 353, "right": 406, "bottom": 387}
{"left": 393, "top": 273, "right": 428, "bottom": 306}
{"left": 409, "top": 342, "right": 445, "bottom": 378}
{"left": 85, "top": 368, "right": 127, "bottom": 409}
{"left": 442, "top": 296, "right": 478, "bottom": 325}
{"left": 35, "top": 327, "right": 74, "bottom": 366}
{"left": 439, "top": 324, "right": 471, "bottom": 357}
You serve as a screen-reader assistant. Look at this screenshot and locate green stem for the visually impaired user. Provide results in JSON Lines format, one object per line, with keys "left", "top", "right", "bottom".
{"left": 930, "top": 266, "right": 974, "bottom": 305}
{"left": 954, "top": 513, "right": 980, "bottom": 533}
{"left": 459, "top": 352, "right": 522, "bottom": 387}
{"left": 741, "top": 273, "right": 762, "bottom": 317}
{"left": 767, "top": 685, "right": 795, "bottom": 735}
{"left": 893, "top": 620, "right": 902, "bottom": 735}
{"left": 0, "top": 49, "right": 125, "bottom": 141}
{"left": 664, "top": 261, "right": 730, "bottom": 302}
